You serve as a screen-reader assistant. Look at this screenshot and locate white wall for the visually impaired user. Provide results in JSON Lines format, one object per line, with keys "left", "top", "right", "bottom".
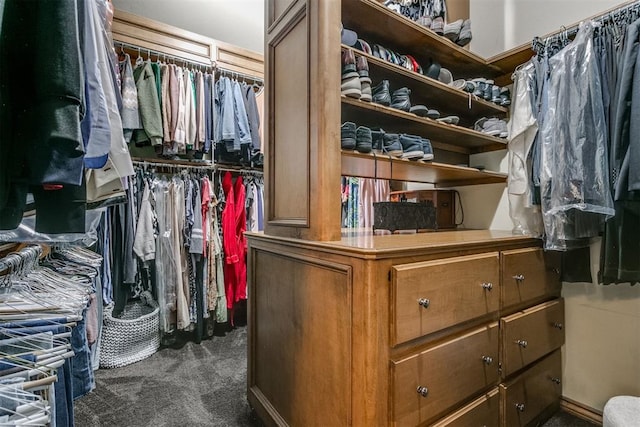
{"left": 470, "top": 0, "right": 622, "bottom": 57}
{"left": 112, "top": 0, "right": 265, "bottom": 54}
{"left": 468, "top": 0, "right": 640, "bottom": 414}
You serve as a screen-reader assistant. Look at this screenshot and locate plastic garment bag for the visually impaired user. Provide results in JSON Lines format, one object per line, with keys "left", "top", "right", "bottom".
{"left": 507, "top": 60, "right": 544, "bottom": 236}
{"left": 540, "top": 21, "right": 614, "bottom": 250}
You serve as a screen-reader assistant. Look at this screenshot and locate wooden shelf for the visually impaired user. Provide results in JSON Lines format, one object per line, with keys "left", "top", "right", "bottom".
{"left": 341, "top": 96, "right": 507, "bottom": 154}
{"left": 344, "top": 45, "right": 508, "bottom": 123}
{"left": 341, "top": 150, "right": 507, "bottom": 187}
{"left": 342, "top": 0, "right": 503, "bottom": 80}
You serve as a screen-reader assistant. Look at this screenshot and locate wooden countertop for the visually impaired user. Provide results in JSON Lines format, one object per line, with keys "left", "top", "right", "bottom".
{"left": 246, "top": 229, "right": 540, "bottom": 259}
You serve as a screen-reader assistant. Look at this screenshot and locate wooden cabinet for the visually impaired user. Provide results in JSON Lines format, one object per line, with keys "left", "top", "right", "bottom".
{"left": 500, "top": 350, "right": 563, "bottom": 427}
{"left": 430, "top": 388, "right": 500, "bottom": 427}
{"left": 391, "top": 253, "right": 500, "bottom": 345}
{"left": 501, "top": 300, "right": 565, "bottom": 378}
{"left": 247, "top": 231, "right": 563, "bottom": 426}
{"left": 255, "top": 1, "right": 560, "bottom": 426}
{"left": 392, "top": 323, "right": 500, "bottom": 426}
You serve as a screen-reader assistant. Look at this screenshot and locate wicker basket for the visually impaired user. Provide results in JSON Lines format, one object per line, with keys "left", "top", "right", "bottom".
{"left": 99, "top": 291, "right": 160, "bottom": 369}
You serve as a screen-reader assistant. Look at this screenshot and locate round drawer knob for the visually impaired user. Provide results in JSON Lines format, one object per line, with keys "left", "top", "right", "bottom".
{"left": 418, "top": 298, "right": 430, "bottom": 309}
{"left": 416, "top": 386, "right": 429, "bottom": 397}
{"left": 482, "top": 355, "right": 493, "bottom": 365}
{"left": 550, "top": 377, "right": 561, "bottom": 385}
{"left": 516, "top": 339, "right": 528, "bottom": 348}
{"left": 553, "top": 322, "right": 563, "bottom": 330}
{"left": 515, "top": 403, "right": 526, "bottom": 412}
{"left": 513, "top": 274, "right": 525, "bottom": 282}
{"left": 481, "top": 282, "right": 493, "bottom": 291}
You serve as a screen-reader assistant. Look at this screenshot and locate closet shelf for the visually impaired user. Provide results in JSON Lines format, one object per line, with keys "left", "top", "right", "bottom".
{"left": 341, "top": 150, "right": 507, "bottom": 187}
{"left": 341, "top": 96, "right": 508, "bottom": 154}
{"left": 344, "top": 45, "right": 508, "bottom": 120}
{"left": 341, "top": 0, "right": 503, "bottom": 80}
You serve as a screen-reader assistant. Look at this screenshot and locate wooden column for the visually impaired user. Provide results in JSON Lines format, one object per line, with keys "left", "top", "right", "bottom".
{"left": 264, "top": 0, "right": 342, "bottom": 242}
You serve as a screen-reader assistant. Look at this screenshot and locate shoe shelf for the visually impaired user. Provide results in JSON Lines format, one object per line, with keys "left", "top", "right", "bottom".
{"left": 341, "top": 96, "right": 507, "bottom": 154}
{"left": 342, "top": 0, "right": 504, "bottom": 80}
{"left": 344, "top": 45, "right": 508, "bottom": 122}
{"left": 341, "top": 150, "right": 507, "bottom": 187}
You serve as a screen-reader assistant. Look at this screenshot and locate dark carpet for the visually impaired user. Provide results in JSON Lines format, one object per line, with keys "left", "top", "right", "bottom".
{"left": 75, "top": 326, "right": 597, "bottom": 426}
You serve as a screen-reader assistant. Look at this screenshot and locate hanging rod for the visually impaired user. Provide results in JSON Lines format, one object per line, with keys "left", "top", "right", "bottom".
{"left": 132, "top": 158, "right": 216, "bottom": 171}
{"left": 114, "top": 40, "right": 212, "bottom": 69}
{"left": 532, "top": 0, "right": 640, "bottom": 53}
{"left": 216, "top": 165, "right": 264, "bottom": 176}
{"left": 114, "top": 40, "right": 264, "bottom": 84}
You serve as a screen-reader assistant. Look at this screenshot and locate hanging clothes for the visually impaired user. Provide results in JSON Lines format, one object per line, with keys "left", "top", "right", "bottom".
{"left": 221, "top": 172, "right": 247, "bottom": 311}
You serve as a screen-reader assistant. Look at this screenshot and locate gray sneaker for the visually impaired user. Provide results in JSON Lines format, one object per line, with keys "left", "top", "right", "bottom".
{"left": 443, "top": 19, "right": 463, "bottom": 42}
{"left": 382, "top": 133, "right": 403, "bottom": 157}
{"left": 399, "top": 134, "right": 424, "bottom": 160}
{"left": 341, "top": 122, "right": 356, "bottom": 149}
{"left": 421, "top": 138, "right": 434, "bottom": 161}
{"left": 355, "top": 126, "right": 372, "bottom": 153}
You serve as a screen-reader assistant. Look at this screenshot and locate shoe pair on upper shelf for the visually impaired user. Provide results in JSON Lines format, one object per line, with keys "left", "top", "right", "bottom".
{"left": 342, "top": 49, "right": 373, "bottom": 102}
{"left": 452, "top": 78, "right": 511, "bottom": 107}
{"left": 442, "top": 19, "right": 472, "bottom": 47}
{"left": 370, "top": 79, "right": 441, "bottom": 119}
{"left": 474, "top": 117, "right": 508, "bottom": 139}
{"left": 341, "top": 122, "right": 434, "bottom": 161}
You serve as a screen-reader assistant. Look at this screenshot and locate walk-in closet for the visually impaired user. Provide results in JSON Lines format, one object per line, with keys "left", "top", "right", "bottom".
{"left": 0, "top": 0, "right": 639, "bottom": 426}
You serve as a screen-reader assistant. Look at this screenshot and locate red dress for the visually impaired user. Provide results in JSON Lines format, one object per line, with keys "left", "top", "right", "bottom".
{"left": 221, "top": 172, "right": 247, "bottom": 310}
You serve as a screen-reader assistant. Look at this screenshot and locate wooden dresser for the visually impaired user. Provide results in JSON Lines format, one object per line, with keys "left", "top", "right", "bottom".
{"left": 254, "top": 0, "right": 560, "bottom": 424}
{"left": 247, "top": 230, "right": 564, "bottom": 426}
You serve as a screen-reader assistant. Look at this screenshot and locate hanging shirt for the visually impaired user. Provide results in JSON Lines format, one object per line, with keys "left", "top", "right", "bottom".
{"left": 132, "top": 61, "right": 163, "bottom": 146}
{"left": 119, "top": 54, "right": 141, "bottom": 144}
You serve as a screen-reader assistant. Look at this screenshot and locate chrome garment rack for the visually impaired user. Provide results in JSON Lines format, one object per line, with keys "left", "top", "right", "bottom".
{"left": 114, "top": 40, "right": 264, "bottom": 85}
{"left": 532, "top": 0, "right": 640, "bottom": 55}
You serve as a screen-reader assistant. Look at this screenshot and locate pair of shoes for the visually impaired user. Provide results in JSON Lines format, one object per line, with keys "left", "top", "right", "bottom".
{"left": 372, "top": 80, "right": 412, "bottom": 112}
{"left": 409, "top": 105, "right": 440, "bottom": 119}
{"left": 437, "top": 115, "right": 460, "bottom": 125}
{"left": 431, "top": 16, "right": 445, "bottom": 35}
{"left": 341, "top": 49, "right": 372, "bottom": 101}
{"left": 341, "top": 122, "right": 373, "bottom": 153}
{"left": 469, "top": 78, "right": 510, "bottom": 106}
{"left": 371, "top": 128, "right": 403, "bottom": 158}
{"left": 452, "top": 79, "right": 475, "bottom": 92}
{"left": 399, "top": 134, "right": 434, "bottom": 161}
{"left": 371, "top": 44, "right": 424, "bottom": 74}
{"left": 474, "top": 117, "right": 508, "bottom": 138}
{"left": 443, "top": 19, "right": 472, "bottom": 46}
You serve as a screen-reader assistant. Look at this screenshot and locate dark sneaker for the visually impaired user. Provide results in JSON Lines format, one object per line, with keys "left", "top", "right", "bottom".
{"left": 500, "top": 87, "right": 511, "bottom": 106}
{"left": 399, "top": 134, "right": 424, "bottom": 160}
{"left": 482, "top": 80, "right": 494, "bottom": 101}
{"left": 355, "top": 126, "right": 372, "bottom": 153}
{"left": 371, "top": 128, "right": 384, "bottom": 153}
{"left": 382, "top": 133, "right": 403, "bottom": 157}
{"left": 443, "top": 19, "right": 463, "bottom": 42}
{"left": 410, "top": 105, "right": 429, "bottom": 117}
{"left": 341, "top": 49, "right": 361, "bottom": 98}
{"left": 372, "top": 80, "right": 391, "bottom": 106}
{"left": 472, "top": 78, "right": 486, "bottom": 97}
{"left": 421, "top": 138, "right": 434, "bottom": 161}
{"left": 341, "top": 122, "right": 356, "bottom": 149}
{"left": 390, "top": 87, "right": 411, "bottom": 112}
{"left": 456, "top": 19, "right": 472, "bottom": 47}
{"left": 357, "top": 56, "right": 372, "bottom": 102}
{"left": 430, "top": 16, "right": 444, "bottom": 35}
{"left": 491, "top": 84, "right": 501, "bottom": 103}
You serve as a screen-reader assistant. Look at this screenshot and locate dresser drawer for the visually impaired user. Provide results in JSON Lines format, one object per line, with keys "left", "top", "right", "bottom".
{"left": 392, "top": 253, "right": 500, "bottom": 345}
{"left": 500, "top": 350, "right": 562, "bottom": 427}
{"left": 501, "top": 299, "right": 565, "bottom": 378}
{"left": 430, "top": 388, "right": 500, "bottom": 427}
{"left": 501, "top": 248, "right": 561, "bottom": 310}
{"left": 392, "top": 323, "right": 500, "bottom": 426}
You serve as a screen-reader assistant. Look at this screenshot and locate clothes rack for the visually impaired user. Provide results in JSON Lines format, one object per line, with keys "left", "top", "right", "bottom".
{"left": 113, "top": 40, "right": 264, "bottom": 85}
{"left": 531, "top": 0, "right": 640, "bottom": 54}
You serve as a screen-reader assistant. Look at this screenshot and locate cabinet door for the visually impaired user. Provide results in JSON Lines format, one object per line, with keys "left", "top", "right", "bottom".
{"left": 500, "top": 350, "right": 562, "bottom": 427}
{"left": 501, "top": 248, "right": 561, "bottom": 309}
{"left": 392, "top": 323, "right": 500, "bottom": 426}
{"left": 392, "top": 253, "right": 500, "bottom": 345}
{"left": 501, "top": 299, "right": 565, "bottom": 378}
{"left": 430, "top": 388, "right": 500, "bottom": 427}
